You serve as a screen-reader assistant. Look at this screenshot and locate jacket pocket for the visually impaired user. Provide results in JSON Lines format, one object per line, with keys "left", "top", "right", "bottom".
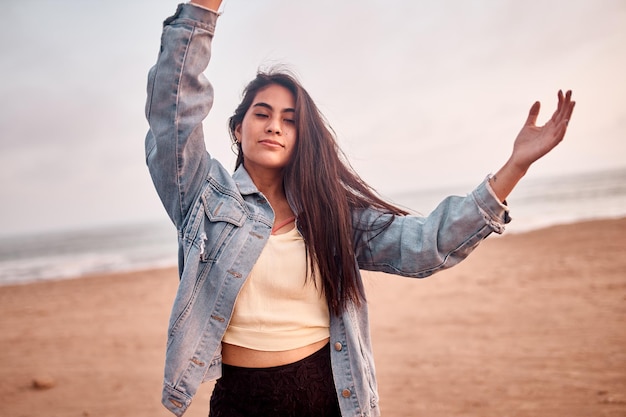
{"left": 199, "top": 187, "right": 246, "bottom": 262}
{"left": 202, "top": 186, "right": 246, "bottom": 225}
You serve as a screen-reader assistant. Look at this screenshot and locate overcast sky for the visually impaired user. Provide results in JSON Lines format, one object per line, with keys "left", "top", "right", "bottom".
{"left": 0, "top": 0, "right": 624, "bottom": 237}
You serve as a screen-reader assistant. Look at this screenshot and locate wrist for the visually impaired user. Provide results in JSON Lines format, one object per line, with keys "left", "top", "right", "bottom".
{"left": 190, "top": 0, "right": 223, "bottom": 13}
{"left": 506, "top": 155, "right": 530, "bottom": 177}
{"left": 489, "top": 158, "right": 528, "bottom": 202}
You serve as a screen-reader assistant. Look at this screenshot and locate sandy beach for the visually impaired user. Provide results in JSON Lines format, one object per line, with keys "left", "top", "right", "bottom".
{"left": 0, "top": 218, "right": 624, "bottom": 417}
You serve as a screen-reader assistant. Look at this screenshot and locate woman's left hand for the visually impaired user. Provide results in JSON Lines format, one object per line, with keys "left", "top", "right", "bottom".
{"left": 510, "top": 89, "right": 576, "bottom": 172}
{"left": 489, "top": 90, "right": 575, "bottom": 202}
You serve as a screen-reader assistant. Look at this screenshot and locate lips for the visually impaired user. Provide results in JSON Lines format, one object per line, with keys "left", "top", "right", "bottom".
{"left": 258, "top": 139, "right": 284, "bottom": 148}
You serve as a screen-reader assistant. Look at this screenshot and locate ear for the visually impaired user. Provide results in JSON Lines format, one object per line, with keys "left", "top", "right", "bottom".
{"left": 234, "top": 123, "right": 242, "bottom": 142}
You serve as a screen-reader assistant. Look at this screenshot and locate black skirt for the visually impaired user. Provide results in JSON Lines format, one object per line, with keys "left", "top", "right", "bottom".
{"left": 209, "top": 342, "right": 342, "bottom": 417}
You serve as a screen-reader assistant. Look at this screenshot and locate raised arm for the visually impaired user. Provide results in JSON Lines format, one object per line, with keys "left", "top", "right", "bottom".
{"left": 489, "top": 90, "right": 576, "bottom": 201}
{"left": 145, "top": 4, "right": 222, "bottom": 227}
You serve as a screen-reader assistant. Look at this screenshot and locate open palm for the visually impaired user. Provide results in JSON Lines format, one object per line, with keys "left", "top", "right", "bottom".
{"left": 511, "top": 90, "right": 576, "bottom": 171}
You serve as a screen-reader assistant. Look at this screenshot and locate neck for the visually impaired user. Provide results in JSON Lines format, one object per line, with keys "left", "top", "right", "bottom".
{"left": 245, "top": 165, "right": 287, "bottom": 206}
{"left": 251, "top": 175, "right": 284, "bottom": 198}
{"left": 241, "top": 163, "right": 295, "bottom": 223}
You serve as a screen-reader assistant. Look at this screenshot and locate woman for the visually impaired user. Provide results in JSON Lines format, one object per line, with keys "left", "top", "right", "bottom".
{"left": 145, "top": 2, "right": 575, "bottom": 416}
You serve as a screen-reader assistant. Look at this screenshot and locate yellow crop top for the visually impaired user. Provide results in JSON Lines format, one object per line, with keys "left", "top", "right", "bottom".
{"left": 222, "top": 227, "right": 330, "bottom": 351}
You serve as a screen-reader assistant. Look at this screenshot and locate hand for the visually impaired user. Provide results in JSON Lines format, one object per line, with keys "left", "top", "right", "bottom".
{"left": 489, "top": 90, "right": 575, "bottom": 202}
{"left": 510, "top": 90, "right": 576, "bottom": 173}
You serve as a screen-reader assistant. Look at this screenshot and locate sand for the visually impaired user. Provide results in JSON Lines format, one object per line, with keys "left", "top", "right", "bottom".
{"left": 0, "top": 218, "right": 624, "bottom": 417}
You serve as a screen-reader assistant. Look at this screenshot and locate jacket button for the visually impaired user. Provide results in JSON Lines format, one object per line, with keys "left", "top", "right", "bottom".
{"left": 342, "top": 389, "right": 351, "bottom": 398}
{"left": 334, "top": 342, "right": 343, "bottom": 351}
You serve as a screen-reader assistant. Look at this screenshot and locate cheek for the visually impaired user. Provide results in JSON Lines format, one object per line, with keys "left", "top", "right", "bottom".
{"left": 240, "top": 136, "right": 253, "bottom": 156}
{"left": 236, "top": 115, "right": 254, "bottom": 141}
{"left": 285, "top": 136, "right": 297, "bottom": 155}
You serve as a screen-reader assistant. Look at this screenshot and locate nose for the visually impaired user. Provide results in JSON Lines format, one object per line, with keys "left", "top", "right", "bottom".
{"left": 266, "top": 117, "right": 282, "bottom": 135}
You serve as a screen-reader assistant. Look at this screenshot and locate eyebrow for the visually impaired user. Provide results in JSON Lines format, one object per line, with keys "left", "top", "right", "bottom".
{"left": 252, "top": 102, "right": 295, "bottom": 114}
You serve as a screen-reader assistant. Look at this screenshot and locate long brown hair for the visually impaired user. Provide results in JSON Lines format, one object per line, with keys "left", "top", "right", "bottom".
{"left": 229, "top": 70, "right": 408, "bottom": 315}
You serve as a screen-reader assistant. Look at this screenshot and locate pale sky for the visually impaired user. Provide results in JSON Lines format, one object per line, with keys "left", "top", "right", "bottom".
{"left": 1, "top": 0, "right": 625, "bottom": 237}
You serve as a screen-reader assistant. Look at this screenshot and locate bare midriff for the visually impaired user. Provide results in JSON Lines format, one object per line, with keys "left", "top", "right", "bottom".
{"left": 221, "top": 337, "right": 330, "bottom": 368}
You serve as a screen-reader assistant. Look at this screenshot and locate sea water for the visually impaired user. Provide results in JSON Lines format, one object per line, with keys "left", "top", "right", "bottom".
{"left": 1, "top": 168, "right": 624, "bottom": 286}
{"left": 0, "top": 222, "right": 178, "bottom": 286}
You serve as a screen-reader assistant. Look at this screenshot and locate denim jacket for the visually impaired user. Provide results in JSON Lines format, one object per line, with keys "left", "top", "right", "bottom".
{"left": 145, "top": 4, "right": 510, "bottom": 417}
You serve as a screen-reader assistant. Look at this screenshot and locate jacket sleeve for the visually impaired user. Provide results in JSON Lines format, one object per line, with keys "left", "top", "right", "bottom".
{"left": 145, "top": 4, "right": 219, "bottom": 228}
{"left": 353, "top": 178, "right": 511, "bottom": 278}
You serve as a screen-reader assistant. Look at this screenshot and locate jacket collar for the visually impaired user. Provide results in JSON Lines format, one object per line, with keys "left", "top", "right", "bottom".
{"left": 232, "top": 165, "right": 298, "bottom": 217}
{"left": 232, "top": 165, "right": 260, "bottom": 196}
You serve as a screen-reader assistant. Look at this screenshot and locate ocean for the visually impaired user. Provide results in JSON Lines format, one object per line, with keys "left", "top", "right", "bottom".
{"left": 1, "top": 168, "right": 624, "bottom": 287}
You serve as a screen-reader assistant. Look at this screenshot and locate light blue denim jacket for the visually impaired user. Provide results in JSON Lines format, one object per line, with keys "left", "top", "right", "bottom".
{"left": 145, "top": 4, "right": 510, "bottom": 417}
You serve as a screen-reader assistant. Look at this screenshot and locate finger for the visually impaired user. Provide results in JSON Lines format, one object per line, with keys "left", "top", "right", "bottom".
{"left": 551, "top": 90, "right": 565, "bottom": 124}
{"left": 565, "top": 89, "right": 572, "bottom": 103}
{"left": 556, "top": 99, "right": 574, "bottom": 139}
{"left": 526, "top": 101, "right": 541, "bottom": 126}
{"left": 565, "top": 100, "right": 576, "bottom": 122}
{"left": 559, "top": 92, "right": 575, "bottom": 126}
